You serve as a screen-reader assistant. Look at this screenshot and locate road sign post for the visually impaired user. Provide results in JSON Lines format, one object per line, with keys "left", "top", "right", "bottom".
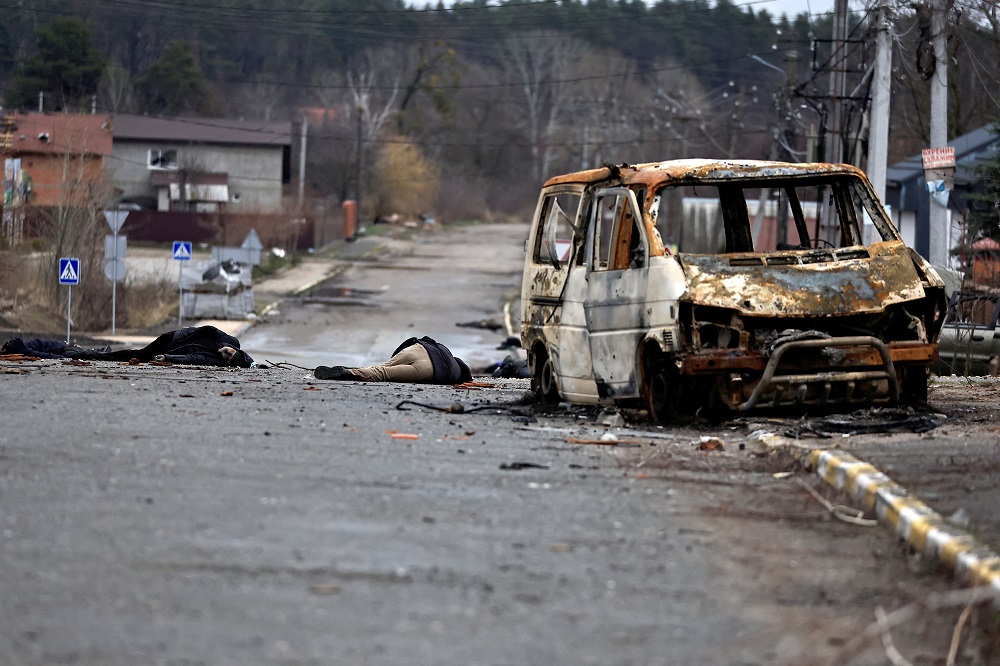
{"left": 172, "top": 241, "right": 192, "bottom": 326}
{"left": 58, "top": 257, "right": 80, "bottom": 343}
{"left": 103, "top": 211, "right": 129, "bottom": 334}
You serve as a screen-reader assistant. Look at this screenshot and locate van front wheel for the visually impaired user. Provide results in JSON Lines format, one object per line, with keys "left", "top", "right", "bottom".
{"left": 532, "top": 350, "right": 561, "bottom": 404}
{"left": 646, "top": 366, "right": 679, "bottom": 424}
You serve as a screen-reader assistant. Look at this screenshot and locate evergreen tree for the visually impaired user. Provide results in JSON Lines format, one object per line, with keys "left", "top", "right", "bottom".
{"left": 137, "top": 41, "right": 214, "bottom": 116}
{"left": 4, "top": 17, "right": 106, "bottom": 111}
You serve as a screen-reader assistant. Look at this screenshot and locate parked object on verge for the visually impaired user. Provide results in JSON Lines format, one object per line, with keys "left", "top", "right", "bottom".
{"left": 936, "top": 291, "right": 1000, "bottom": 376}
{"left": 519, "top": 160, "right": 946, "bottom": 422}
{"left": 181, "top": 259, "right": 254, "bottom": 320}
{"left": 314, "top": 336, "right": 473, "bottom": 384}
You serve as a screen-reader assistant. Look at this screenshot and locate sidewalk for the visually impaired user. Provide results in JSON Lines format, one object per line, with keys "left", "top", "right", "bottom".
{"left": 95, "top": 236, "right": 386, "bottom": 347}
{"left": 752, "top": 410, "right": 1000, "bottom": 600}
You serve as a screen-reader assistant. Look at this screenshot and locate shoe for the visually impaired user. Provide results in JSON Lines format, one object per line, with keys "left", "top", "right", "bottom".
{"left": 314, "top": 365, "right": 354, "bottom": 380}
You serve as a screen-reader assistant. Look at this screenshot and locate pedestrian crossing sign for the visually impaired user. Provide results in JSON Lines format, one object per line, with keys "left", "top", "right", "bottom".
{"left": 172, "top": 241, "right": 192, "bottom": 261}
{"left": 58, "top": 257, "right": 80, "bottom": 285}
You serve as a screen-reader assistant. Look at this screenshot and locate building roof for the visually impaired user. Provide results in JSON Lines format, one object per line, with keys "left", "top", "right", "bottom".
{"left": 4, "top": 111, "right": 113, "bottom": 156}
{"left": 887, "top": 125, "right": 998, "bottom": 186}
{"left": 109, "top": 114, "right": 292, "bottom": 147}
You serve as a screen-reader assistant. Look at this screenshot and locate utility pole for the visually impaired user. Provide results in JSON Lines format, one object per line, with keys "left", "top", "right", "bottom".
{"left": 828, "top": 0, "right": 850, "bottom": 166}
{"left": 818, "top": 0, "right": 850, "bottom": 245}
{"left": 928, "top": 0, "right": 950, "bottom": 268}
{"left": 866, "top": 0, "right": 893, "bottom": 244}
{"left": 355, "top": 106, "right": 364, "bottom": 211}
{"left": 298, "top": 115, "right": 307, "bottom": 208}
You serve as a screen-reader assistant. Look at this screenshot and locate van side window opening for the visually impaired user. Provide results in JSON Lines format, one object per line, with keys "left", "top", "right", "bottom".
{"left": 594, "top": 194, "right": 620, "bottom": 270}
{"left": 591, "top": 191, "right": 646, "bottom": 271}
{"left": 535, "top": 192, "right": 581, "bottom": 267}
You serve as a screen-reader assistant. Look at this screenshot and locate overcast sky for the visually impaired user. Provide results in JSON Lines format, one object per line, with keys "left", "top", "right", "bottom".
{"left": 409, "top": 1, "right": 855, "bottom": 22}
{"left": 754, "top": 0, "right": 838, "bottom": 21}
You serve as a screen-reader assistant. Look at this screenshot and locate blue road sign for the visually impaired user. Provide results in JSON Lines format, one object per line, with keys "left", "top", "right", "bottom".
{"left": 58, "top": 257, "right": 80, "bottom": 285}
{"left": 172, "top": 241, "right": 193, "bottom": 261}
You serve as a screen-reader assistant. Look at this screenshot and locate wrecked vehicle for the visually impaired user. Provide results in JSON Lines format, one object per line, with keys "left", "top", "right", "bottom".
{"left": 936, "top": 291, "right": 1000, "bottom": 376}
{"left": 519, "top": 160, "right": 946, "bottom": 421}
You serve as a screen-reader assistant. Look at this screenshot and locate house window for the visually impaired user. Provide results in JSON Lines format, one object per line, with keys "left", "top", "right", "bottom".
{"left": 148, "top": 149, "right": 178, "bottom": 170}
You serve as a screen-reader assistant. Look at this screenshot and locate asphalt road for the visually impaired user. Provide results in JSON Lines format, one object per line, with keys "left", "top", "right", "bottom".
{"left": 2, "top": 222, "right": 998, "bottom": 665}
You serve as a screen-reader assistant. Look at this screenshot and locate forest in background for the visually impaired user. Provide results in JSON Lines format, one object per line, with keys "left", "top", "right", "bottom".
{"left": 1, "top": 0, "right": 998, "bottom": 223}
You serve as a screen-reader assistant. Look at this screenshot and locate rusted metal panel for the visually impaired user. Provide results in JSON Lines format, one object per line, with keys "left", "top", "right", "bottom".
{"left": 679, "top": 342, "right": 937, "bottom": 376}
{"left": 543, "top": 159, "right": 865, "bottom": 189}
{"left": 680, "top": 241, "right": 925, "bottom": 317}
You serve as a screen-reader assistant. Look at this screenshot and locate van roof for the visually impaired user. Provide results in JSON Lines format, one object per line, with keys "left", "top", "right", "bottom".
{"left": 542, "top": 159, "right": 866, "bottom": 188}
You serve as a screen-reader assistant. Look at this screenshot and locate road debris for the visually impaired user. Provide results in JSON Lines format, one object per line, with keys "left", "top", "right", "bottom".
{"left": 565, "top": 435, "right": 646, "bottom": 447}
{"left": 456, "top": 318, "right": 504, "bottom": 332}
{"left": 0, "top": 353, "right": 41, "bottom": 362}
{"left": 784, "top": 408, "right": 943, "bottom": 438}
{"left": 698, "top": 436, "right": 726, "bottom": 451}
{"left": 499, "top": 462, "right": 549, "bottom": 470}
{"left": 794, "top": 477, "right": 877, "bottom": 527}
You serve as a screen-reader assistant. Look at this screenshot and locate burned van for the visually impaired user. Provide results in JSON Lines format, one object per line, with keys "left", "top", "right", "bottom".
{"left": 520, "top": 160, "right": 946, "bottom": 421}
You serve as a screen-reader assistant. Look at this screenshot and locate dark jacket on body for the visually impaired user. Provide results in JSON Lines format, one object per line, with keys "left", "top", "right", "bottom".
{"left": 80, "top": 326, "right": 253, "bottom": 367}
{"left": 394, "top": 336, "right": 473, "bottom": 384}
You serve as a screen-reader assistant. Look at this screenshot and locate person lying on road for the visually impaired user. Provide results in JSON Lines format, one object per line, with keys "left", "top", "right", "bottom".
{"left": 314, "top": 336, "right": 472, "bottom": 384}
{"left": 2, "top": 326, "right": 254, "bottom": 368}
{"left": 1, "top": 338, "right": 109, "bottom": 359}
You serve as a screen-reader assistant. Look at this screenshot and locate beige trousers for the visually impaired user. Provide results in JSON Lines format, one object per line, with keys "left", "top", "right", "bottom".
{"left": 350, "top": 344, "right": 434, "bottom": 382}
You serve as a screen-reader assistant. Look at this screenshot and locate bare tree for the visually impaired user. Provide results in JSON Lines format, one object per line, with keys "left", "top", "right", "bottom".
{"left": 346, "top": 48, "right": 400, "bottom": 215}
{"left": 98, "top": 62, "right": 136, "bottom": 113}
{"left": 237, "top": 75, "right": 285, "bottom": 121}
{"left": 347, "top": 48, "right": 401, "bottom": 144}
{"left": 311, "top": 68, "right": 346, "bottom": 110}
{"left": 34, "top": 122, "right": 116, "bottom": 330}
{"left": 648, "top": 58, "right": 729, "bottom": 159}
{"left": 565, "top": 47, "right": 647, "bottom": 170}
{"left": 502, "top": 31, "right": 585, "bottom": 183}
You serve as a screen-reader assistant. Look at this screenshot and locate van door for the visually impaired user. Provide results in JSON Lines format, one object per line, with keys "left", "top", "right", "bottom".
{"left": 524, "top": 187, "right": 583, "bottom": 307}
{"left": 523, "top": 186, "right": 601, "bottom": 402}
{"left": 584, "top": 187, "right": 648, "bottom": 399}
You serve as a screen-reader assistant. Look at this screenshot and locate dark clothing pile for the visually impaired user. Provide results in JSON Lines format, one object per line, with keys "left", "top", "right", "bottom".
{"left": 395, "top": 336, "right": 473, "bottom": 384}
{"left": 2, "top": 326, "right": 253, "bottom": 368}
{"left": 489, "top": 355, "right": 532, "bottom": 379}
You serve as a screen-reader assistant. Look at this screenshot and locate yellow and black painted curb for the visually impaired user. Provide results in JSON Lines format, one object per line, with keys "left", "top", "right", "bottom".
{"left": 759, "top": 434, "right": 1000, "bottom": 594}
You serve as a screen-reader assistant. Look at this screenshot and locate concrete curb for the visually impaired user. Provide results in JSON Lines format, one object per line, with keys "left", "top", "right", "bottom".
{"left": 756, "top": 433, "right": 1000, "bottom": 594}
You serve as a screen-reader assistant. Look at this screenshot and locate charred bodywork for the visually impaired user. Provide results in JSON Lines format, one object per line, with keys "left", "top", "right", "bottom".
{"left": 520, "top": 159, "right": 946, "bottom": 420}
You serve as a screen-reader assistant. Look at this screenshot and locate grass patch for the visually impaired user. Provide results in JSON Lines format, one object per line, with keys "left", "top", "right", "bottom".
{"left": 252, "top": 252, "right": 298, "bottom": 281}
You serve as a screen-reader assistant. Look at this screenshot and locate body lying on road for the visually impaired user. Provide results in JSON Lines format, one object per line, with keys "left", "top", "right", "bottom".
{"left": 314, "top": 336, "right": 472, "bottom": 384}
{"left": 1, "top": 326, "right": 254, "bottom": 368}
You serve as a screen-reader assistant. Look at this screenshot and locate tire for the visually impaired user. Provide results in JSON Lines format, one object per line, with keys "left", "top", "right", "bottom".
{"left": 532, "top": 350, "right": 561, "bottom": 404}
{"left": 900, "top": 366, "right": 929, "bottom": 406}
{"left": 646, "top": 356, "right": 689, "bottom": 424}
{"left": 647, "top": 368, "right": 675, "bottom": 424}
